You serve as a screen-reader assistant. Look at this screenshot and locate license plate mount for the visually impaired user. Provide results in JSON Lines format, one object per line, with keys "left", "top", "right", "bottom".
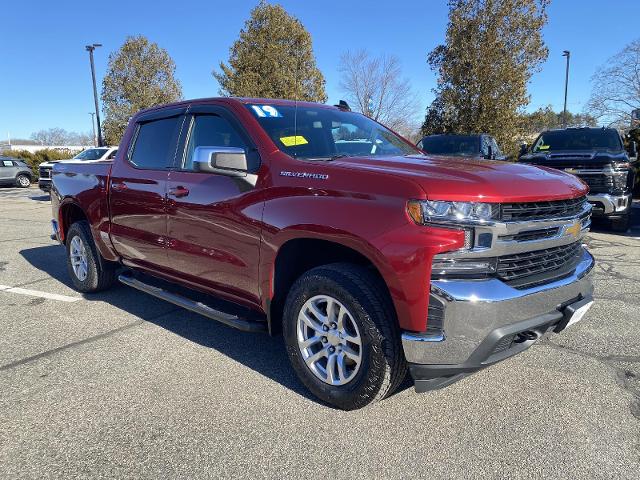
{"left": 554, "top": 296, "right": 594, "bottom": 333}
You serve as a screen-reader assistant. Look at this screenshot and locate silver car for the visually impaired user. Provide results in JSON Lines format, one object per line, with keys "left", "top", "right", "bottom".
{"left": 0, "top": 157, "right": 33, "bottom": 188}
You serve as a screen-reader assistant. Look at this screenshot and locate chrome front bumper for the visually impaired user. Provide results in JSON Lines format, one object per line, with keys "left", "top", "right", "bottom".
{"left": 402, "top": 249, "right": 595, "bottom": 365}
{"left": 587, "top": 193, "right": 632, "bottom": 215}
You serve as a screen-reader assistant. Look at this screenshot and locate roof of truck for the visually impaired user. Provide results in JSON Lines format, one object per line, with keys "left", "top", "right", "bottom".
{"left": 135, "top": 97, "right": 344, "bottom": 116}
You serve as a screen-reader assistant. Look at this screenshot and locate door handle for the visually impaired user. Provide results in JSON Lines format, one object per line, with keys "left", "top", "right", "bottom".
{"left": 168, "top": 186, "right": 190, "bottom": 198}
{"left": 111, "top": 181, "right": 127, "bottom": 192}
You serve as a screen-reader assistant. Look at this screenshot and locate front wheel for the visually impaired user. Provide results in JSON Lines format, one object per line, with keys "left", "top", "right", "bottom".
{"left": 66, "top": 221, "right": 116, "bottom": 293}
{"left": 16, "top": 174, "right": 31, "bottom": 188}
{"left": 282, "top": 263, "right": 406, "bottom": 410}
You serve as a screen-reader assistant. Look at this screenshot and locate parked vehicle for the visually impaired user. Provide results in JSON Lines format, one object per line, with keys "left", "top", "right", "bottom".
{"left": 0, "top": 156, "right": 33, "bottom": 188}
{"left": 50, "top": 98, "right": 595, "bottom": 410}
{"left": 518, "top": 127, "right": 637, "bottom": 232}
{"left": 38, "top": 147, "right": 118, "bottom": 192}
{"left": 416, "top": 133, "right": 506, "bottom": 160}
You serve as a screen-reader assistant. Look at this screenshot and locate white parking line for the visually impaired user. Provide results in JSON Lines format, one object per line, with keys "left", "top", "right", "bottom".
{"left": 0, "top": 285, "right": 81, "bottom": 302}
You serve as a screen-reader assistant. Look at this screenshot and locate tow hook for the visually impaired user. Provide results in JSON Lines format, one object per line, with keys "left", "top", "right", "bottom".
{"left": 515, "top": 330, "right": 538, "bottom": 343}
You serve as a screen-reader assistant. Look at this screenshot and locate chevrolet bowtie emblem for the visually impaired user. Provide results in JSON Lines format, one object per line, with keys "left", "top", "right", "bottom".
{"left": 564, "top": 221, "right": 582, "bottom": 238}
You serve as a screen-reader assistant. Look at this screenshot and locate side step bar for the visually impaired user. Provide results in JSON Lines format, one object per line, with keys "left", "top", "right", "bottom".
{"left": 118, "top": 274, "right": 267, "bottom": 333}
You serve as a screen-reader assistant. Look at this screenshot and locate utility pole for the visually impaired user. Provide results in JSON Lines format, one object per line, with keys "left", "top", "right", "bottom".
{"left": 85, "top": 43, "right": 103, "bottom": 146}
{"left": 562, "top": 50, "right": 570, "bottom": 128}
{"left": 88, "top": 112, "right": 96, "bottom": 146}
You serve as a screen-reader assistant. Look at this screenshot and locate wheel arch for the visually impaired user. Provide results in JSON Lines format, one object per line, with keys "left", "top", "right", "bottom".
{"left": 58, "top": 200, "right": 89, "bottom": 244}
{"left": 266, "top": 235, "right": 401, "bottom": 335}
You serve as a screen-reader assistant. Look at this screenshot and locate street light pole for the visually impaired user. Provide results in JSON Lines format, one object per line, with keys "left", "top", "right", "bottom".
{"left": 85, "top": 44, "right": 103, "bottom": 147}
{"left": 562, "top": 50, "right": 570, "bottom": 128}
{"left": 88, "top": 112, "right": 96, "bottom": 146}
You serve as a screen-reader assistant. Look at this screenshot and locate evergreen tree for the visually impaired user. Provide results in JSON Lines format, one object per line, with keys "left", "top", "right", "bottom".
{"left": 424, "top": 0, "right": 549, "bottom": 154}
{"left": 101, "top": 35, "right": 182, "bottom": 145}
{"left": 214, "top": 1, "right": 326, "bottom": 102}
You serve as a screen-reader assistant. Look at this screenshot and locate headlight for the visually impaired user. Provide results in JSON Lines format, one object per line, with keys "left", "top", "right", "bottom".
{"left": 611, "top": 170, "right": 628, "bottom": 189}
{"left": 407, "top": 200, "right": 499, "bottom": 225}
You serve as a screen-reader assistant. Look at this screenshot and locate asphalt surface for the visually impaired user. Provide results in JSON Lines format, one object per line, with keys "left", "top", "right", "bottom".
{"left": 0, "top": 186, "right": 639, "bottom": 479}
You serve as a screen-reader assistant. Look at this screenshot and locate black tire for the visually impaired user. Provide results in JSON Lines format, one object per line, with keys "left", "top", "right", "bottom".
{"left": 282, "top": 263, "right": 407, "bottom": 410}
{"left": 66, "top": 221, "right": 116, "bottom": 293}
{"left": 610, "top": 214, "right": 630, "bottom": 233}
{"left": 16, "top": 174, "right": 31, "bottom": 188}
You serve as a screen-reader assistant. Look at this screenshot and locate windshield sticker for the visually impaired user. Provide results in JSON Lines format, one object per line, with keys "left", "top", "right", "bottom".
{"left": 280, "top": 135, "right": 309, "bottom": 147}
{"left": 251, "top": 105, "right": 282, "bottom": 118}
{"left": 538, "top": 145, "right": 550, "bottom": 150}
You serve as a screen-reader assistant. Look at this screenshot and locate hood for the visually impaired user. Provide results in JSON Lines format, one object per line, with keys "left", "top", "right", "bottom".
{"left": 40, "top": 158, "right": 76, "bottom": 168}
{"left": 331, "top": 154, "right": 588, "bottom": 203}
{"left": 520, "top": 150, "right": 629, "bottom": 169}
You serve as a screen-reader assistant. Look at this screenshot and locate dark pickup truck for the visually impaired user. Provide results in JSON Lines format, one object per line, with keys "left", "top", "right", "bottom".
{"left": 519, "top": 127, "right": 638, "bottom": 231}
{"left": 50, "top": 98, "right": 595, "bottom": 410}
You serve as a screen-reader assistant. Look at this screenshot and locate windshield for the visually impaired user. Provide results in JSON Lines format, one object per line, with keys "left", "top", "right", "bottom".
{"left": 73, "top": 148, "right": 108, "bottom": 160}
{"left": 246, "top": 104, "right": 420, "bottom": 159}
{"left": 418, "top": 135, "right": 480, "bottom": 156}
{"left": 532, "top": 129, "right": 622, "bottom": 153}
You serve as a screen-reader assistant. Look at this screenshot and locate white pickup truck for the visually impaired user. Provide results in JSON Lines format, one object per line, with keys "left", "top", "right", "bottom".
{"left": 38, "top": 147, "right": 118, "bottom": 192}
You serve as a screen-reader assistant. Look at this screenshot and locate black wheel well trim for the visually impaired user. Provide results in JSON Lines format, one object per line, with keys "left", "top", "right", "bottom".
{"left": 60, "top": 201, "right": 89, "bottom": 243}
{"left": 268, "top": 237, "right": 396, "bottom": 335}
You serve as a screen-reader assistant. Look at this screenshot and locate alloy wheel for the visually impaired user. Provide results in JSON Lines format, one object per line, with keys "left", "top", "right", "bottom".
{"left": 69, "top": 236, "right": 89, "bottom": 281}
{"left": 296, "top": 295, "right": 363, "bottom": 386}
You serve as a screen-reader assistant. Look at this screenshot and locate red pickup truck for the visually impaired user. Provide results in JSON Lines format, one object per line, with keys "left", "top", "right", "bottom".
{"left": 50, "top": 98, "right": 595, "bottom": 410}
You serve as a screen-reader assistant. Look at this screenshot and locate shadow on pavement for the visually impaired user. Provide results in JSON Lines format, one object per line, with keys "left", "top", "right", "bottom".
{"left": 20, "top": 244, "right": 410, "bottom": 406}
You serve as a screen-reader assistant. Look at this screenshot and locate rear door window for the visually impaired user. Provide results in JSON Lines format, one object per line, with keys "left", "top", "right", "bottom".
{"left": 129, "top": 116, "right": 183, "bottom": 169}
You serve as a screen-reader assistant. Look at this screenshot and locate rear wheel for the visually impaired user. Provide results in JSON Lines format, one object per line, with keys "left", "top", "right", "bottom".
{"left": 16, "top": 174, "right": 31, "bottom": 188}
{"left": 282, "top": 263, "right": 406, "bottom": 410}
{"left": 66, "top": 221, "right": 116, "bottom": 293}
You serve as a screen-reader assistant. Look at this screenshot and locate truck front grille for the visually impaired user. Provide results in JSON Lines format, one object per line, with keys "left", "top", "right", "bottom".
{"left": 500, "top": 196, "right": 586, "bottom": 221}
{"left": 499, "top": 227, "right": 560, "bottom": 242}
{"left": 496, "top": 241, "right": 583, "bottom": 288}
{"left": 575, "top": 173, "right": 616, "bottom": 193}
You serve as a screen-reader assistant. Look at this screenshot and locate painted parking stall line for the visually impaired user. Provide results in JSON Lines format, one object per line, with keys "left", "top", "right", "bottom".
{"left": 0, "top": 284, "right": 81, "bottom": 302}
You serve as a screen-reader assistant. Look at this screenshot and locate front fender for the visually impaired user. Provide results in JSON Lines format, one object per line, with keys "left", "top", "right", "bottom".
{"left": 259, "top": 183, "right": 464, "bottom": 332}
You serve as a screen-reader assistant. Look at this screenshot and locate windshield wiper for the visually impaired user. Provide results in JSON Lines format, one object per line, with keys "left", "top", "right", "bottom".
{"left": 329, "top": 154, "right": 351, "bottom": 161}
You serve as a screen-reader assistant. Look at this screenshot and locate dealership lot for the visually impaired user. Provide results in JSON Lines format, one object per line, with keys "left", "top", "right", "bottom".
{"left": 0, "top": 186, "right": 639, "bottom": 479}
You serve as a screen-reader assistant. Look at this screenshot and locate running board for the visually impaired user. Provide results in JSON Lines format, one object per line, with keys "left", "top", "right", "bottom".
{"left": 118, "top": 274, "right": 267, "bottom": 333}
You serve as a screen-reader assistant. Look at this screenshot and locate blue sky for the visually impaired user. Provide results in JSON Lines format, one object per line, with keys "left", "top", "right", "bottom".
{"left": 2, "top": 0, "right": 639, "bottom": 140}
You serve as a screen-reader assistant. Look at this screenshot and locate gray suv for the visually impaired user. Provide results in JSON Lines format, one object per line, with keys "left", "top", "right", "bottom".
{"left": 0, "top": 157, "right": 33, "bottom": 188}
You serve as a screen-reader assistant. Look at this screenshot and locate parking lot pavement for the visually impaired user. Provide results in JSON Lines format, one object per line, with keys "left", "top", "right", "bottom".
{"left": 0, "top": 186, "right": 639, "bottom": 479}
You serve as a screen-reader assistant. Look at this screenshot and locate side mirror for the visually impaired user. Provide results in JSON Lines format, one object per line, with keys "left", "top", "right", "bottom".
{"left": 193, "top": 146, "right": 248, "bottom": 176}
{"left": 518, "top": 143, "right": 528, "bottom": 158}
{"left": 486, "top": 145, "right": 493, "bottom": 160}
{"left": 629, "top": 141, "right": 637, "bottom": 158}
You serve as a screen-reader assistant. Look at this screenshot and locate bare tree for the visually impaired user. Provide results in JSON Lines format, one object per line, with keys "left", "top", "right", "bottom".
{"left": 338, "top": 50, "right": 418, "bottom": 136}
{"left": 586, "top": 39, "right": 640, "bottom": 128}
{"left": 30, "top": 128, "right": 94, "bottom": 146}
{"left": 30, "top": 128, "right": 69, "bottom": 145}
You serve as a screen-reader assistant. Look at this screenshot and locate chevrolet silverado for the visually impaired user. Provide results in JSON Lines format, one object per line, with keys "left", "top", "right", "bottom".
{"left": 50, "top": 98, "right": 595, "bottom": 410}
